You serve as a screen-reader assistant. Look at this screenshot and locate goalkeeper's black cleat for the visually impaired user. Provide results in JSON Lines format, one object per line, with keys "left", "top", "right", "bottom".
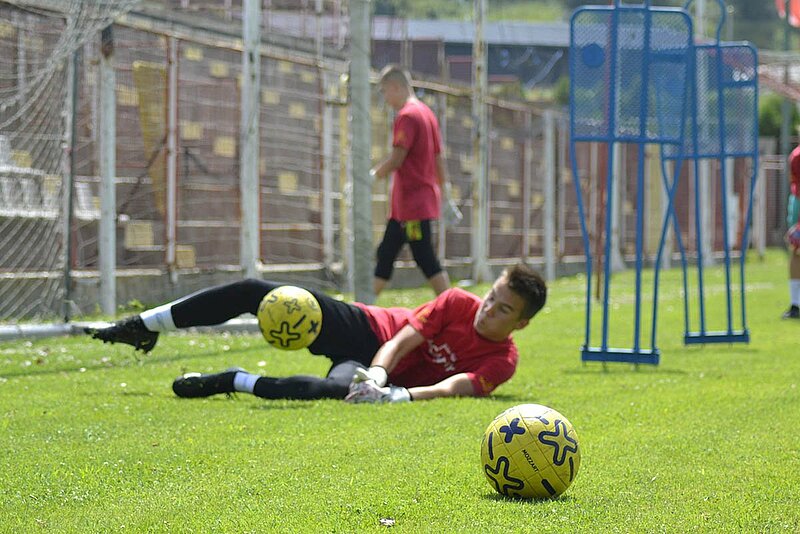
{"left": 84, "top": 316, "right": 159, "bottom": 353}
{"left": 782, "top": 305, "right": 800, "bottom": 320}
{"left": 172, "top": 367, "right": 246, "bottom": 398}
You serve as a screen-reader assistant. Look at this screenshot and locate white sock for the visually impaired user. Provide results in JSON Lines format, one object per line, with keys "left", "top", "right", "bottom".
{"left": 140, "top": 303, "right": 177, "bottom": 332}
{"left": 233, "top": 372, "right": 260, "bottom": 393}
{"left": 791, "top": 279, "right": 800, "bottom": 307}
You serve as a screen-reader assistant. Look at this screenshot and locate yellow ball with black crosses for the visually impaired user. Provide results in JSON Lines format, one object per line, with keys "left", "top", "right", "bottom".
{"left": 481, "top": 404, "right": 581, "bottom": 499}
{"left": 257, "top": 286, "right": 322, "bottom": 351}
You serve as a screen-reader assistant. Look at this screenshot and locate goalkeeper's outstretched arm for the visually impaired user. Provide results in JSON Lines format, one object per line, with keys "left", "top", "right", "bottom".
{"left": 369, "top": 324, "right": 424, "bottom": 373}
{"left": 407, "top": 373, "right": 475, "bottom": 400}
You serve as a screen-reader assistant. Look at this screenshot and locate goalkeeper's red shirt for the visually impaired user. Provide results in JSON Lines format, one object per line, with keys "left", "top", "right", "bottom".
{"left": 389, "top": 98, "right": 442, "bottom": 222}
{"left": 354, "top": 288, "right": 518, "bottom": 396}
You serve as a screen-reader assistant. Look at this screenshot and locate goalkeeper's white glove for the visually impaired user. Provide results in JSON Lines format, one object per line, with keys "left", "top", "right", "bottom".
{"left": 352, "top": 365, "right": 388, "bottom": 387}
{"left": 344, "top": 380, "right": 411, "bottom": 404}
{"left": 441, "top": 182, "right": 463, "bottom": 228}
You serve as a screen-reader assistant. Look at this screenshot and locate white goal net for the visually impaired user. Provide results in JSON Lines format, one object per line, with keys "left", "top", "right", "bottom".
{"left": 0, "top": 0, "right": 140, "bottom": 320}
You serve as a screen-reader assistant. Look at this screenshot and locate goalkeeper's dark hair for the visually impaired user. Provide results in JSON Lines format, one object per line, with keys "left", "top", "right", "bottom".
{"left": 504, "top": 263, "right": 547, "bottom": 320}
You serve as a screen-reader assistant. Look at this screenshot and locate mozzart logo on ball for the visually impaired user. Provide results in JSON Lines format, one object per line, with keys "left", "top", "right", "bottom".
{"left": 481, "top": 404, "right": 581, "bottom": 500}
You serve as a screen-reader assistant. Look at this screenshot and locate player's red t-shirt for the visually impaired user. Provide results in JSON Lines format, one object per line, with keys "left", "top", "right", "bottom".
{"left": 790, "top": 145, "right": 800, "bottom": 197}
{"left": 390, "top": 99, "right": 442, "bottom": 221}
{"left": 353, "top": 288, "right": 519, "bottom": 396}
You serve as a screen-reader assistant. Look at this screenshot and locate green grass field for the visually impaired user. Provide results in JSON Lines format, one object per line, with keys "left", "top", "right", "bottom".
{"left": 1, "top": 250, "right": 799, "bottom": 532}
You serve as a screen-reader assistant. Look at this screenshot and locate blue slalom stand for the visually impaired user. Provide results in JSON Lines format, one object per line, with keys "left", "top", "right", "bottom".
{"left": 569, "top": 0, "right": 693, "bottom": 364}
{"left": 659, "top": 0, "right": 758, "bottom": 346}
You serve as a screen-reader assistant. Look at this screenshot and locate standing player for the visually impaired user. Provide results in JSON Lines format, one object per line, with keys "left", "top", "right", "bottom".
{"left": 370, "top": 64, "right": 454, "bottom": 298}
{"left": 85, "top": 264, "right": 547, "bottom": 403}
{"left": 784, "top": 144, "right": 800, "bottom": 319}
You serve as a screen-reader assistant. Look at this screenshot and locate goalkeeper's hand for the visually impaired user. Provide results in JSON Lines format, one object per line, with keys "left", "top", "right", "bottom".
{"left": 344, "top": 380, "right": 411, "bottom": 404}
{"left": 441, "top": 182, "right": 463, "bottom": 228}
{"left": 352, "top": 365, "right": 388, "bottom": 387}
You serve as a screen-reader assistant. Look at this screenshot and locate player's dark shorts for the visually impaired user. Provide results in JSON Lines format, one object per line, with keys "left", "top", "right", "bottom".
{"left": 172, "top": 278, "right": 380, "bottom": 366}
{"left": 169, "top": 279, "right": 382, "bottom": 399}
{"left": 374, "top": 218, "right": 443, "bottom": 280}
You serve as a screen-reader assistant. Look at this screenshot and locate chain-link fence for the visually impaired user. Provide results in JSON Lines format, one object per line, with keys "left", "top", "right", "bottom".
{"left": 0, "top": 1, "right": 784, "bottom": 321}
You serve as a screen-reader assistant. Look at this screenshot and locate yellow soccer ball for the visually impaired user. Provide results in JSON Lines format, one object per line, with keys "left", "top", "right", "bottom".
{"left": 481, "top": 403, "right": 581, "bottom": 499}
{"left": 257, "top": 286, "right": 322, "bottom": 351}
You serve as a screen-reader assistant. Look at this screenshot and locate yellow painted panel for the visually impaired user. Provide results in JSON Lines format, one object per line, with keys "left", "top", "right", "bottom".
{"left": 180, "top": 121, "right": 203, "bottom": 141}
{"left": 308, "top": 195, "right": 320, "bottom": 211}
{"left": 209, "top": 61, "right": 229, "bottom": 78}
{"left": 500, "top": 214, "right": 515, "bottom": 233}
{"left": 132, "top": 61, "right": 167, "bottom": 214}
{"left": 532, "top": 192, "right": 544, "bottom": 209}
{"left": 22, "top": 35, "right": 44, "bottom": 52}
{"left": 117, "top": 84, "right": 139, "bottom": 107}
{"left": 11, "top": 150, "right": 31, "bottom": 168}
{"left": 0, "top": 22, "right": 16, "bottom": 39}
{"left": 183, "top": 46, "right": 203, "bottom": 61}
{"left": 213, "top": 136, "right": 236, "bottom": 158}
{"left": 288, "top": 102, "right": 306, "bottom": 119}
{"left": 501, "top": 137, "right": 515, "bottom": 151}
{"left": 300, "top": 70, "right": 315, "bottom": 83}
{"left": 371, "top": 146, "right": 384, "bottom": 160}
{"left": 460, "top": 153, "right": 472, "bottom": 174}
{"left": 278, "top": 60, "right": 294, "bottom": 73}
{"left": 175, "top": 245, "right": 196, "bottom": 269}
{"left": 507, "top": 181, "right": 520, "bottom": 198}
{"left": 42, "top": 174, "right": 60, "bottom": 205}
{"left": 278, "top": 171, "right": 298, "bottom": 193}
{"left": 461, "top": 116, "right": 473, "bottom": 129}
{"left": 262, "top": 89, "right": 280, "bottom": 105}
{"left": 124, "top": 221, "right": 154, "bottom": 249}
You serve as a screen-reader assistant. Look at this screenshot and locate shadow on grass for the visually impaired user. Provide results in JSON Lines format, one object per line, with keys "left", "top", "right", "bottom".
{"left": 486, "top": 393, "right": 553, "bottom": 403}
{"left": 480, "top": 491, "right": 578, "bottom": 504}
{"left": 249, "top": 400, "right": 320, "bottom": 411}
{"left": 562, "top": 364, "right": 688, "bottom": 376}
{"left": 0, "top": 345, "right": 258, "bottom": 378}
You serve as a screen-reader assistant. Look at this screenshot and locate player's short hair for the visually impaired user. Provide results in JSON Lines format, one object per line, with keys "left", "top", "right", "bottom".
{"left": 379, "top": 64, "right": 412, "bottom": 88}
{"left": 504, "top": 263, "right": 547, "bottom": 320}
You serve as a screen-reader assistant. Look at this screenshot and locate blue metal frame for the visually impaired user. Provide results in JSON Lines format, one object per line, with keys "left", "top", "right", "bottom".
{"left": 569, "top": 0, "right": 693, "bottom": 364}
{"left": 661, "top": 0, "right": 759, "bottom": 345}
{"left": 569, "top": 0, "right": 759, "bottom": 365}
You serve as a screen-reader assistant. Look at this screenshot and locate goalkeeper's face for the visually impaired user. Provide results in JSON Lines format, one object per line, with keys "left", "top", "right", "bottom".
{"left": 473, "top": 275, "right": 530, "bottom": 342}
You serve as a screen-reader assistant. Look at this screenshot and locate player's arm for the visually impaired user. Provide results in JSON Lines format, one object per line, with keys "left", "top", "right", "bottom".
{"left": 371, "top": 146, "right": 408, "bottom": 179}
{"left": 370, "top": 323, "right": 424, "bottom": 372}
{"left": 407, "top": 373, "right": 475, "bottom": 400}
{"left": 348, "top": 323, "right": 423, "bottom": 390}
{"left": 435, "top": 154, "right": 447, "bottom": 187}
{"left": 346, "top": 371, "right": 475, "bottom": 404}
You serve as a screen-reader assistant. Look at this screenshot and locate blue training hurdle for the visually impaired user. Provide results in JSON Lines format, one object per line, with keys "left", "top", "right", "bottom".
{"left": 659, "top": 0, "right": 759, "bottom": 346}
{"left": 569, "top": 0, "right": 759, "bottom": 365}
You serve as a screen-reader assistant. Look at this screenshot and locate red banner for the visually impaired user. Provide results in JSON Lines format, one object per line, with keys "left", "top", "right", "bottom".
{"left": 776, "top": 0, "right": 800, "bottom": 27}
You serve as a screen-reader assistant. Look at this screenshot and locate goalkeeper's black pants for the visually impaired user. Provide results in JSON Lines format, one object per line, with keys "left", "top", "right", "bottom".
{"left": 170, "top": 279, "right": 381, "bottom": 399}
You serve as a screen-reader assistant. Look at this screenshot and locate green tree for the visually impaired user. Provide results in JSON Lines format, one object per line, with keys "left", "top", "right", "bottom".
{"left": 728, "top": 0, "right": 776, "bottom": 21}
{"left": 758, "top": 92, "right": 800, "bottom": 139}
